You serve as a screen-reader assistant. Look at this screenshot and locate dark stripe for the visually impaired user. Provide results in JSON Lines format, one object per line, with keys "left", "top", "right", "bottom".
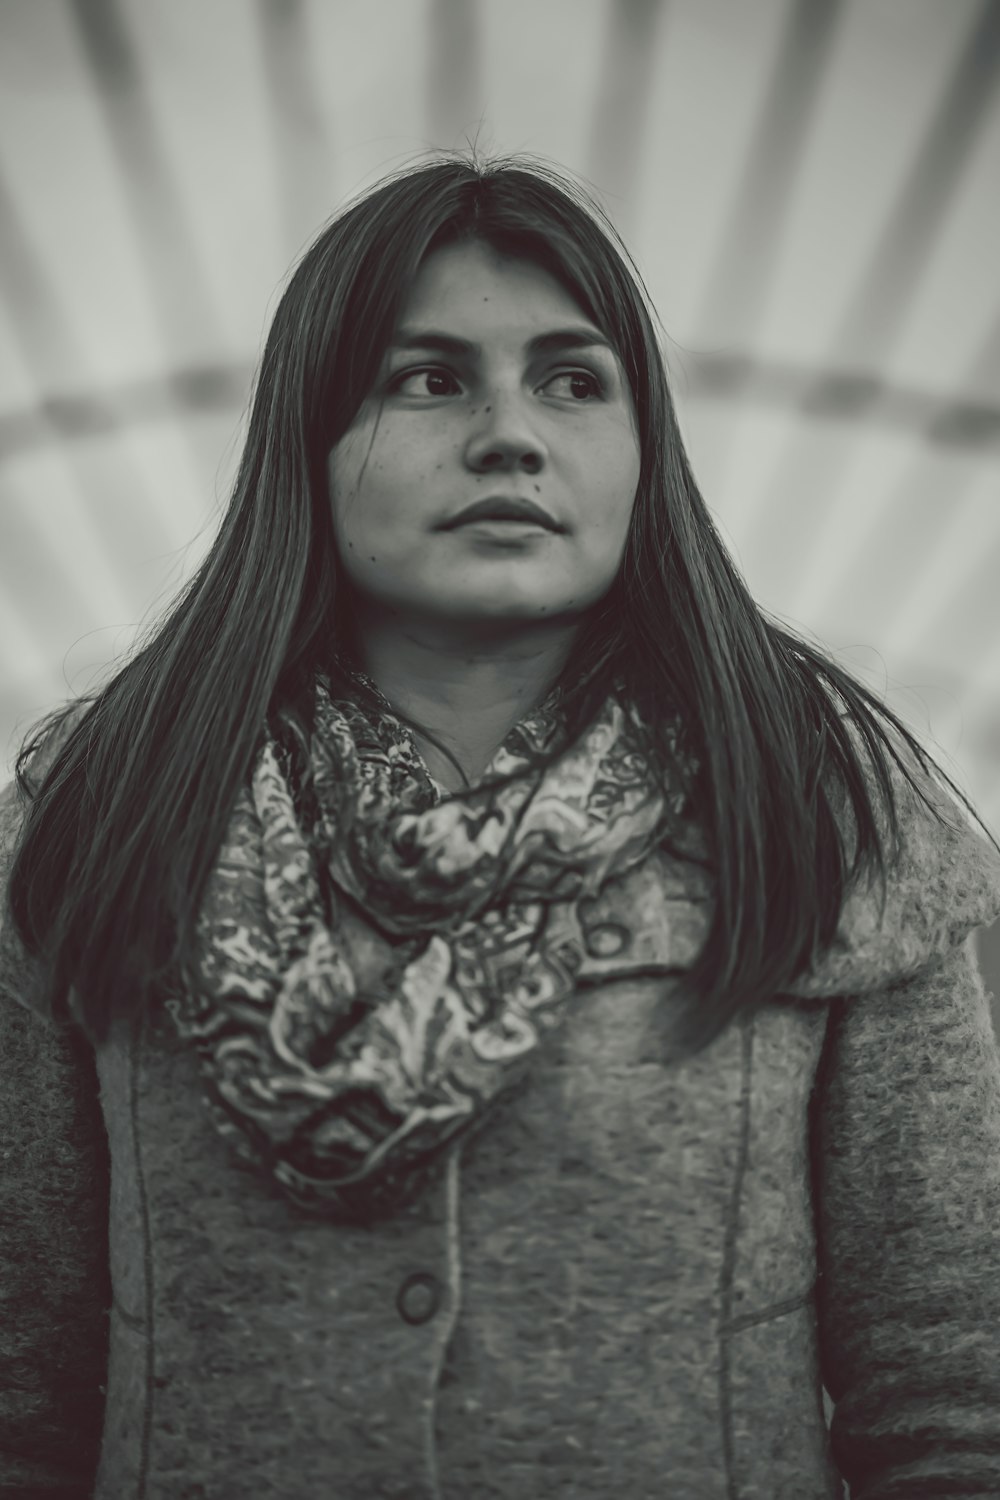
{"left": 0, "top": 362, "right": 252, "bottom": 455}
{"left": 733, "top": 1, "right": 1000, "bottom": 597}
{"left": 3, "top": 353, "right": 997, "bottom": 459}
{"left": 256, "top": 0, "right": 337, "bottom": 252}
{"left": 68, "top": 0, "right": 220, "bottom": 348}
{"left": 587, "top": 0, "right": 668, "bottom": 228}
{"left": 0, "top": 169, "right": 175, "bottom": 623}
{"left": 688, "top": 350, "right": 1000, "bottom": 448}
{"left": 695, "top": 0, "right": 846, "bottom": 348}
{"left": 426, "top": 0, "right": 483, "bottom": 148}
{"left": 67, "top": 0, "right": 226, "bottom": 484}
{"left": 830, "top": 0, "right": 1000, "bottom": 370}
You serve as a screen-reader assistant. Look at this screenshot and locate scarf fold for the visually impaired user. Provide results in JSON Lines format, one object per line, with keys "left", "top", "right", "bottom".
{"left": 166, "top": 669, "right": 697, "bottom": 1221}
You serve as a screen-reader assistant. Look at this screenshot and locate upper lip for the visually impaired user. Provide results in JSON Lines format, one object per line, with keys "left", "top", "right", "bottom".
{"left": 439, "top": 496, "right": 563, "bottom": 531}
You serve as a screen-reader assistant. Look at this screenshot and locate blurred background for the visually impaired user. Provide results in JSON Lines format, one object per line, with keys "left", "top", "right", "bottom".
{"left": 1, "top": 0, "right": 999, "bottom": 1015}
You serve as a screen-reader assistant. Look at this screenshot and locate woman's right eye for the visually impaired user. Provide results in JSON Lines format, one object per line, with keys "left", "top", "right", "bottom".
{"left": 388, "top": 367, "right": 458, "bottom": 396}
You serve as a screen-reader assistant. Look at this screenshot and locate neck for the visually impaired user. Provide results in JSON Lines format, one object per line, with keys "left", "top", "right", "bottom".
{"left": 348, "top": 615, "right": 577, "bottom": 788}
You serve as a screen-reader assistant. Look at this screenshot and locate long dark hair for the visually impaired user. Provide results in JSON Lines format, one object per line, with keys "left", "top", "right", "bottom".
{"left": 6, "top": 147, "right": 995, "bottom": 1052}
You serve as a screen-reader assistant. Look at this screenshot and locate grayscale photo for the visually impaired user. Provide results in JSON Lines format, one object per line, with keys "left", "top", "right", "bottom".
{"left": 1, "top": 2, "right": 999, "bottom": 1496}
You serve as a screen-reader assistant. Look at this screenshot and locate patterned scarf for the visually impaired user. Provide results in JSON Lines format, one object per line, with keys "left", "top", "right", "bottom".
{"left": 166, "top": 669, "right": 696, "bottom": 1222}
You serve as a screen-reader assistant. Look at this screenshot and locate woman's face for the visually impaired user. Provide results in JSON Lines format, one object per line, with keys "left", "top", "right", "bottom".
{"left": 327, "top": 239, "right": 640, "bottom": 644}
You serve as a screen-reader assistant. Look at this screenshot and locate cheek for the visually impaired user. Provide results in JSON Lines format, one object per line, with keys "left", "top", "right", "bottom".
{"left": 327, "top": 438, "right": 361, "bottom": 523}
{"left": 327, "top": 435, "right": 383, "bottom": 545}
{"left": 585, "top": 414, "right": 640, "bottom": 494}
{"left": 327, "top": 449, "right": 422, "bottom": 585}
{"left": 328, "top": 423, "right": 430, "bottom": 526}
{"left": 587, "top": 443, "right": 640, "bottom": 526}
{"left": 620, "top": 424, "right": 642, "bottom": 491}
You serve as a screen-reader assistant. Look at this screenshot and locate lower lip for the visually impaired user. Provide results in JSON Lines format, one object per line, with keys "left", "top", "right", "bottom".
{"left": 449, "top": 519, "right": 555, "bottom": 537}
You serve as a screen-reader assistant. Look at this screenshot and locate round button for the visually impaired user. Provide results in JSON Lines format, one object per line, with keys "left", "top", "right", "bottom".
{"left": 584, "top": 921, "right": 629, "bottom": 959}
{"left": 396, "top": 1271, "right": 442, "bottom": 1326}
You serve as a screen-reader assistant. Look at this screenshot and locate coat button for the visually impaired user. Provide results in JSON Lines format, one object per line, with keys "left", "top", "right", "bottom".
{"left": 396, "top": 1271, "right": 442, "bottom": 1325}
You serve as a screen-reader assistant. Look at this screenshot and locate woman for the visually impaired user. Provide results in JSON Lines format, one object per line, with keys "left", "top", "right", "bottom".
{"left": 2, "top": 150, "right": 999, "bottom": 1499}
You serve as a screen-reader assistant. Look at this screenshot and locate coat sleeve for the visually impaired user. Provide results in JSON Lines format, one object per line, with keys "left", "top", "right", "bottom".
{"left": 811, "top": 928, "right": 1000, "bottom": 1498}
{"left": 0, "top": 777, "right": 111, "bottom": 1499}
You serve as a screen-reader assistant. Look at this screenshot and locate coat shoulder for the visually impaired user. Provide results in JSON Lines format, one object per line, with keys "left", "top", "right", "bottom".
{"left": 792, "top": 720, "right": 1000, "bottom": 997}
{"left": 0, "top": 699, "right": 93, "bottom": 1019}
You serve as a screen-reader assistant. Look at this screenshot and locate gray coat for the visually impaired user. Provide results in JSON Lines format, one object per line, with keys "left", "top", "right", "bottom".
{"left": 2, "top": 734, "right": 1000, "bottom": 1499}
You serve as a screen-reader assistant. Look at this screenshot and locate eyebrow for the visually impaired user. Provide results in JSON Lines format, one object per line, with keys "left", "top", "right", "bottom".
{"left": 387, "top": 326, "right": 617, "bottom": 358}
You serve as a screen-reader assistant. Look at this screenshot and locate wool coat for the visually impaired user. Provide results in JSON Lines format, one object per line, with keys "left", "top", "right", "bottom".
{"left": 2, "top": 720, "right": 1000, "bottom": 1500}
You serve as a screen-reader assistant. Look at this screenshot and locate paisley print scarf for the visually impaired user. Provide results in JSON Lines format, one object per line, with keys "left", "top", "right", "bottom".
{"left": 166, "top": 669, "right": 695, "bottom": 1222}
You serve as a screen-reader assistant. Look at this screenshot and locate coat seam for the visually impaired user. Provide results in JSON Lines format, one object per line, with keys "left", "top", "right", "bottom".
{"left": 424, "top": 1143, "right": 463, "bottom": 1500}
{"left": 719, "top": 1012, "right": 754, "bottom": 1500}
{"left": 128, "top": 1004, "right": 155, "bottom": 1500}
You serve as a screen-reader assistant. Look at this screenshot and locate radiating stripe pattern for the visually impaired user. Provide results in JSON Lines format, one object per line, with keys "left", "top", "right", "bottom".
{"left": 0, "top": 0, "right": 997, "bottom": 842}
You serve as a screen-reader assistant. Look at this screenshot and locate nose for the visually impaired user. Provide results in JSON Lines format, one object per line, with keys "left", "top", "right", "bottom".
{"left": 464, "top": 388, "right": 546, "bottom": 476}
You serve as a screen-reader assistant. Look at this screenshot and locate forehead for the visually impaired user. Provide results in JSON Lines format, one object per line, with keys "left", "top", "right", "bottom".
{"left": 399, "top": 240, "right": 597, "bottom": 332}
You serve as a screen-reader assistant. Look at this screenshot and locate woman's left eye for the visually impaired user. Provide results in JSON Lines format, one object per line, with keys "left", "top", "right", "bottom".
{"left": 547, "top": 371, "right": 604, "bottom": 400}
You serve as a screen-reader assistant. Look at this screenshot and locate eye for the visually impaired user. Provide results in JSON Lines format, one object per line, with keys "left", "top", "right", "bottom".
{"left": 545, "top": 370, "right": 604, "bottom": 401}
{"left": 387, "top": 367, "right": 460, "bottom": 397}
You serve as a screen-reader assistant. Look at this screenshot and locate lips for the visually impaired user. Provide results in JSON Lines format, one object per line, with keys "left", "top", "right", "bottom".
{"left": 440, "top": 496, "right": 562, "bottom": 531}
